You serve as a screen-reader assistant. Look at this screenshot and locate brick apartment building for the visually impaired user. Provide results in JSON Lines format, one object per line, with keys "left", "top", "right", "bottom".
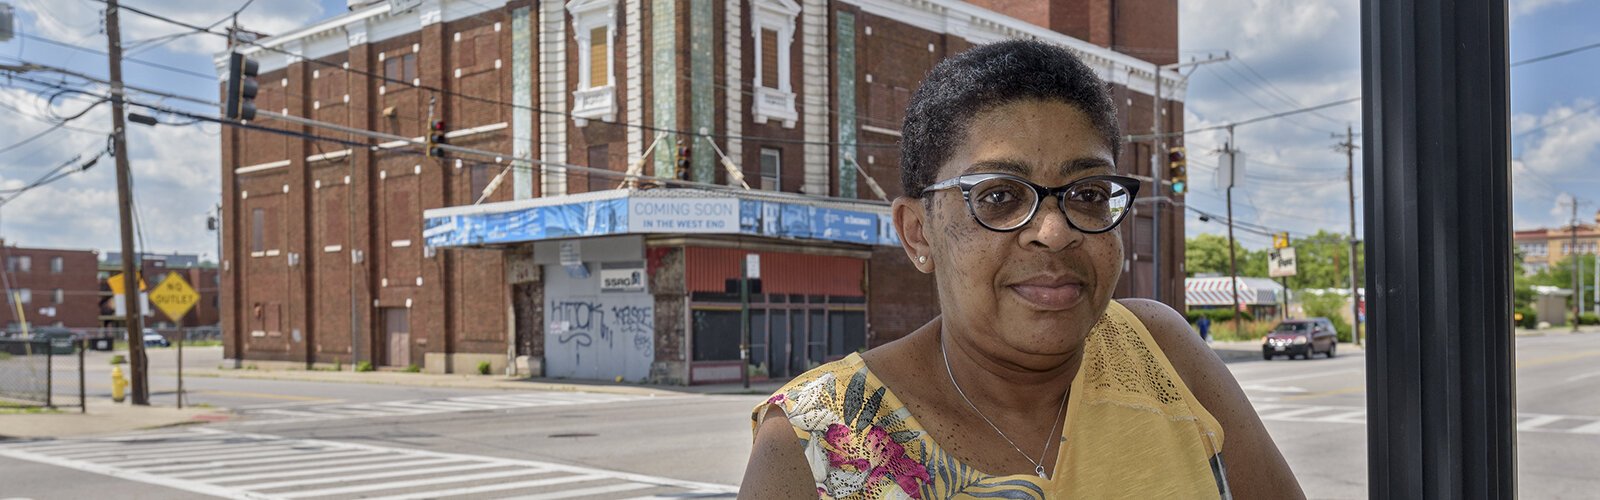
{"left": 1516, "top": 210, "right": 1600, "bottom": 274}
{"left": 217, "top": 0, "right": 1185, "bottom": 382}
{"left": 0, "top": 241, "right": 101, "bottom": 330}
{"left": 97, "top": 253, "right": 223, "bottom": 329}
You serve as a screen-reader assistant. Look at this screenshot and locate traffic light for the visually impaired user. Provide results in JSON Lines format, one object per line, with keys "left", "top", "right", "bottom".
{"left": 224, "top": 52, "right": 259, "bottom": 120}
{"left": 675, "top": 143, "right": 691, "bottom": 180}
{"left": 426, "top": 120, "right": 448, "bottom": 158}
{"left": 1167, "top": 146, "right": 1187, "bottom": 194}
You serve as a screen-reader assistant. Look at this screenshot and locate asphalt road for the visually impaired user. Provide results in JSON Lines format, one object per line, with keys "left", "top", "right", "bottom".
{"left": 3, "top": 333, "right": 1598, "bottom": 499}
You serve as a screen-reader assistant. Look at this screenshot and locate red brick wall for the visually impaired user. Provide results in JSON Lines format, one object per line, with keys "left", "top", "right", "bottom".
{"left": 0, "top": 244, "right": 100, "bottom": 329}
{"left": 866, "top": 247, "right": 936, "bottom": 347}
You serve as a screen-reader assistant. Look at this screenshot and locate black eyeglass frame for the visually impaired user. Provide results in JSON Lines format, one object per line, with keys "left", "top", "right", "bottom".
{"left": 920, "top": 173, "right": 1142, "bottom": 233}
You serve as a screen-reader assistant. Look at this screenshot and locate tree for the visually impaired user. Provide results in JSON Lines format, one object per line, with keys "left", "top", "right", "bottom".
{"left": 1185, "top": 234, "right": 1267, "bottom": 277}
{"left": 1278, "top": 230, "right": 1365, "bottom": 290}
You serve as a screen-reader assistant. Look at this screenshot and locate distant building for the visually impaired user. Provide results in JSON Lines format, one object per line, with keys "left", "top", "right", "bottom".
{"left": 219, "top": 0, "right": 1185, "bottom": 382}
{"left": 1515, "top": 210, "right": 1600, "bottom": 274}
{"left": 0, "top": 240, "right": 101, "bottom": 330}
{"left": 103, "top": 252, "right": 205, "bottom": 268}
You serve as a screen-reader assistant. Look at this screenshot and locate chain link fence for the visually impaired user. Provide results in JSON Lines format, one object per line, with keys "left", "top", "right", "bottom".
{"left": 0, "top": 335, "right": 85, "bottom": 411}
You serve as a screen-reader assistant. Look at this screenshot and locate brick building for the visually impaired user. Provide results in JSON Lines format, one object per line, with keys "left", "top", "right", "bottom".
{"left": 217, "top": 0, "right": 1184, "bottom": 382}
{"left": 0, "top": 241, "right": 101, "bottom": 330}
{"left": 1516, "top": 210, "right": 1600, "bottom": 274}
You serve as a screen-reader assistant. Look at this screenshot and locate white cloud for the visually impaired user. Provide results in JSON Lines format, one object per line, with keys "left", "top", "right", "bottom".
{"left": 18, "top": 0, "right": 324, "bottom": 55}
{"left": 0, "top": 86, "right": 222, "bottom": 257}
{"left": 1511, "top": 0, "right": 1575, "bottom": 18}
{"left": 1512, "top": 100, "right": 1600, "bottom": 229}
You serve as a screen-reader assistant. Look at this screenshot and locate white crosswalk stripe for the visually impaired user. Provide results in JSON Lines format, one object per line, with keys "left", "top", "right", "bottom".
{"left": 0, "top": 428, "right": 738, "bottom": 500}
{"left": 1253, "top": 402, "right": 1600, "bottom": 435}
{"left": 230, "top": 391, "right": 667, "bottom": 426}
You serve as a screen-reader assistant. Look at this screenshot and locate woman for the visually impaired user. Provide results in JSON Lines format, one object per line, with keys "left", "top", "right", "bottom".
{"left": 740, "top": 40, "right": 1302, "bottom": 499}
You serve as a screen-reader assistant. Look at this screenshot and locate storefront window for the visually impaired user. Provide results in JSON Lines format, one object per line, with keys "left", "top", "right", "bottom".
{"left": 691, "top": 309, "right": 743, "bottom": 361}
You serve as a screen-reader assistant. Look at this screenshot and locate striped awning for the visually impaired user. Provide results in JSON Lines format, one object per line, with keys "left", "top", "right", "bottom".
{"left": 1185, "top": 277, "right": 1284, "bottom": 307}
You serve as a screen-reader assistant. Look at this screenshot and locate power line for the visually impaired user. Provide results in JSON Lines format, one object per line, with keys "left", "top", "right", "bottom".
{"left": 93, "top": 0, "right": 904, "bottom": 150}
{"left": 0, "top": 98, "right": 106, "bottom": 155}
{"left": 1126, "top": 97, "right": 1362, "bottom": 142}
{"left": 1209, "top": 65, "right": 1338, "bottom": 135}
{"left": 1513, "top": 39, "right": 1600, "bottom": 67}
{"left": 1230, "top": 58, "right": 1349, "bottom": 127}
{"left": 15, "top": 32, "right": 219, "bottom": 80}
{"left": 1515, "top": 100, "right": 1600, "bottom": 140}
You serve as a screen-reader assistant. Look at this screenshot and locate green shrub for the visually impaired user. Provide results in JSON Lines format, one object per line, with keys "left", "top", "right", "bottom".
{"left": 334, "top": 359, "right": 343, "bottom": 372}
{"left": 403, "top": 364, "right": 421, "bottom": 373}
{"left": 356, "top": 361, "right": 375, "bottom": 372}
{"left": 1516, "top": 308, "right": 1539, "bottom": 329}
{"left": 1300, "top": 293, "right": 1354, "bottom": 342}
{"left": 109, "top": 354, "right": 126, "bottom": 365}
{"left": 477, "top": 361, "right": 492, "bottom": 375}
{"left": 1579, "top": 313, "right": 1600, "bottom": 326}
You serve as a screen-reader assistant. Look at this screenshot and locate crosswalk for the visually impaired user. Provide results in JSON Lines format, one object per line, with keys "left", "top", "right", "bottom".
{"left": 1254, "top": 402, "right": 1600, "bottom": 435}
{"left": 0, "top": 428, "right": 738, "bottom": 499}
{"left": 231, "top": 392, "right": 664, "bottom": 427}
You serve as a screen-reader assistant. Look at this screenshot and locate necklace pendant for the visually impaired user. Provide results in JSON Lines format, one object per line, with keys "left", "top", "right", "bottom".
{"left": 1035, "top": 465, "right": 1047, "bottom": 478}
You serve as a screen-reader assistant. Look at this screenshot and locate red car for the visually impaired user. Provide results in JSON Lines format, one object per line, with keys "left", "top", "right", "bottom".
{"left": 1261, "top": 318, "right": 1338, "bottom": 360}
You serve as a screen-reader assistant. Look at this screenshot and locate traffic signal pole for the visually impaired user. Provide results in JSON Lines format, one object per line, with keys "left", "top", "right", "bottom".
{"left": 1149, "top": 53, "right": 1228, "bottom": 307}
{"left": 104, "top": 0, "right": 149, "bottom": 406}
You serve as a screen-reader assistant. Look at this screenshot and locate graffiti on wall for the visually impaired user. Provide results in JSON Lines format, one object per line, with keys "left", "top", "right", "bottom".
{"left": 544, "top": 296, "right": 654, "bottom": 382}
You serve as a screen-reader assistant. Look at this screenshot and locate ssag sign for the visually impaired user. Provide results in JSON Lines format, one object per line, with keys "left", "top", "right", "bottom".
{"left": 600, "top": 267, "right": 647, "bottom": 293}
{"left": 629, "top": 198, "right": 739, "bottom": 233}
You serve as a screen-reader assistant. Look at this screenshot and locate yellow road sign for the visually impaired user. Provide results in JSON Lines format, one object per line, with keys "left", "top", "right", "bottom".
{"left": 150, "top": 271, "right": 200, "bottom": 322}
{"left": 107, "top": 272, "right": 147, "bottom": 295}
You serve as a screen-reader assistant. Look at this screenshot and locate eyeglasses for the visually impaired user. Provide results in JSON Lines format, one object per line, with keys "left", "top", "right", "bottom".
{"left": 921, "top": 173, "right": 1141, "bottom": 233}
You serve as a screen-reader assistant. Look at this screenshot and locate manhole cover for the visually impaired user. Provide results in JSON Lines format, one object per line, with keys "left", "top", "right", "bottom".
{"left": 546, "top": 432, "right": 597, "bottom": 438}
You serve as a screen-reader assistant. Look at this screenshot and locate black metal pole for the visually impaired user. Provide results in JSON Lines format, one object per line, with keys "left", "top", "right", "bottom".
{"left": 45, "top": 346, "right": 52, "bottom": 408}
{"left": 740, "top": 258, "right": 751, "bottom": 390}
{"left": 78, "top": 340, "right": 85, "bottom": 414}
{"left": 177, "top": 330, "right": 183, "bottom": 409}
{"left": 1362, "top": 0, "right": 1515, "bottom": 497}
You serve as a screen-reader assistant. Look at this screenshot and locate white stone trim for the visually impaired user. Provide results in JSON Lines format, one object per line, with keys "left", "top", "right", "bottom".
{"left": 391, "top": 240, "right": 414, "bottom": 248}
{"left": 801, "top": 0, "right": 829, "bottom": 195}
{"left": 308, "top": 149, "right": 353, "bottom": 163}
{"left": 219, "top": 0, "right": 515, "bottom": 75}
{"left": 443, "top": 121, "right": 509, "bottom": 139}
{"left": 236, "top": 160, "right": 292, "bottom": 174}
{"left": 324, "top": 245, "right": 344, "bottom": 253}
{"left": 723, "top": 0, "right": 742, "bottom": 175}
{"left": 838, "top": 0, "right": 1185, "bottom": 99}
{"left": 860, "top": 124, "right": 902, "bottom": 137}
{"left": 625, "top": 0, "right": 643, "bottom": 160}
{"left": 569, "top": 0, "right": 618, "bottom": 125}
{"left": 539, "top": 0, "right": 569, "bottom": 195}
{"left": 751, "top": 0, "right": 800, "bottom": 127}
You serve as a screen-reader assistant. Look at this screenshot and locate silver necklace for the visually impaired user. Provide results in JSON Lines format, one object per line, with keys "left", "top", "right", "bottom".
{"left": 941, "top": 333, "right": 1070, "bottom": 479}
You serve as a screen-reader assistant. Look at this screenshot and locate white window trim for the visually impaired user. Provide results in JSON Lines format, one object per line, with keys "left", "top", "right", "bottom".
{"left": 751, "top": 0, "right": 800, "bottom": 128}
{"left": 568, "top": 0, "right": 618, "bottom": 125}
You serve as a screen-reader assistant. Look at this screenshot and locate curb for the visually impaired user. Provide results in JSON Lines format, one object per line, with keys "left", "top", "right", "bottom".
{"left": 179, "top": 369, "right": 687, "bottom": 397}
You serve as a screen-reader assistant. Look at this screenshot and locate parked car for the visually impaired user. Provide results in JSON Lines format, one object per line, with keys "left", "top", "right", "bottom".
{"left": 142, "top": 329, "right": 171, "bottom": 348}
{"left": 1262, "top": 318, "right": 1338, "bottom": 360}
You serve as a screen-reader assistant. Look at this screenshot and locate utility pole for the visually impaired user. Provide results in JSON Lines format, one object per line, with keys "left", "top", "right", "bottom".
{"left": 1224, "top": 127, "right": 1242, "bottom": 339}
{"left": 1150, "top": 52, "right": 1229, "bottom": 307}
{"left": 1572, "top": 198, "right": 1580, "bottom": 332}
{"left": 105, "top": 0, "right": 149, "bottom": 405}
{"left": 1335, "top": 126, "right": 1363, "bottom": 345}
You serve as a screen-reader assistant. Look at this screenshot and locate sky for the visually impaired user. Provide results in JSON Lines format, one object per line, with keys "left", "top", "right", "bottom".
{"left": 0, "top": 0, "right": 1596, "bottom": 257}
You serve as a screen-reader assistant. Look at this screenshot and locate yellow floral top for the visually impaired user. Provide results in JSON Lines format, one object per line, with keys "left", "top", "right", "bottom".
{"left": 752, "top": 301, "right": 1231, "bottom": 499}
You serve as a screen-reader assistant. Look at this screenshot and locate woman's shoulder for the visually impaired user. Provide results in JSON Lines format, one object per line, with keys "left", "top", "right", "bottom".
{"left": 750, "top": 354, "right": 875, "bottom": 429}
{"left": 1112, "top": 298, "right": 1213, "bottom": 378}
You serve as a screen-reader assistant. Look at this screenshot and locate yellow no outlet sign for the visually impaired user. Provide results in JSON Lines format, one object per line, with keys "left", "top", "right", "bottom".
{"left": 149, "top": 271, "right": 200, "bottom": 322}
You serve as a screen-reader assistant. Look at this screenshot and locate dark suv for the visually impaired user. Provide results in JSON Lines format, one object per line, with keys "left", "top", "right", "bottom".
{"left": 1262, "top": 318, "right": 1338, "bottom": 360}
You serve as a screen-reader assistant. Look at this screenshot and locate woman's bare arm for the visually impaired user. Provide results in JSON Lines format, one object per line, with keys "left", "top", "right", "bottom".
{"left": 739, "top": 407, "right": 819, "bottom": 500}
{"left": 1119, "top": 298, "right": 1306, "bottom": 500}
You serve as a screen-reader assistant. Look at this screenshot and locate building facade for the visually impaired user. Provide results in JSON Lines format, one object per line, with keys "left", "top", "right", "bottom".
{"left": 217, "top": 0, "right": 1185, "bottom": 381}
{"left": 0, "top": 241, "right": 101, "bottom": 330}
{"left": 1516, "top": 210, "right": 1600, "bottom": 274}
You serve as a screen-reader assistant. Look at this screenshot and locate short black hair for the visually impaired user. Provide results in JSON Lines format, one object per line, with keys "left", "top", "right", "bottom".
{"left": 900, "top": 39, "right": 1123, "bottom": 198}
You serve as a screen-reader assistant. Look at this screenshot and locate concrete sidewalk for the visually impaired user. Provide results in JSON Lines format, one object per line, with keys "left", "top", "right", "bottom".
{"left": 1208, "top": 340, "right": 1365, "bottom": 361}
{"left": 0, "top": 398, "right": 232, "bottom": 440}
{"left": 1516, "top": 324, "right": 1600, "bottom": 337}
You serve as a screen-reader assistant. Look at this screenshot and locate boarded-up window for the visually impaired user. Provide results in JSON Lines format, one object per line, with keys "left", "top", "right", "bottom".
{"left": 470, "top": 164, "right": 494, "bottom": 202}
{"left": 587, "top": 144, "right": 610, "bottom": 192}
{"left": 459, "top": 37, "right": 477, "bottom": 68}
{"left": 760, "top": 148, "right": 781, "bottom": 191}
{"left": 590, "top": 27, "right": 609, "bottom": 87}
{"left": 760, "top": 28, "right": 779, "bottom": 89}
{"left": 384, "top": 57, "right": 403, "bottom": 83}
{"left": 251, "top": 208, "right": 265, "bottom": 252}
{"left": 319, "top": 190, "right": 346, "bottom": 248}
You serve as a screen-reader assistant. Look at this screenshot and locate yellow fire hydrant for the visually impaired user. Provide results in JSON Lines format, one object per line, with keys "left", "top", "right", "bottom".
{"left": 111, "top": 366, "right": 128, "bottom": 403}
